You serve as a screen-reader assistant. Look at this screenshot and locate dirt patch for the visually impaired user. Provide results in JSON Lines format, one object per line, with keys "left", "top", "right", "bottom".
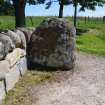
{"left": 31, "top": 52, "right": 105, "bottom": 105}
{"left": 4, "top": 52, "right": 105, "bottom": 105}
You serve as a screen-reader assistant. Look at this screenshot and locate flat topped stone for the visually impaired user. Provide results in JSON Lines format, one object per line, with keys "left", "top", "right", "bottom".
{"left": 5, "top": 48, "right": 26, "bottom": 67}
{"left": 28, "top": 18, "right": 76, "bottom": 69}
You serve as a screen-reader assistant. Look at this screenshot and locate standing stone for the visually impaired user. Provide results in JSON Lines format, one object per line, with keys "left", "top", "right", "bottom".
{"left": 29, "top": 18, "right": 76, "bottom": 69}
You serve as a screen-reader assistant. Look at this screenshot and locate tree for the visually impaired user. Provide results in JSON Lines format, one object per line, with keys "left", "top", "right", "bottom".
{"left": 46, "top": 0, "right": 105, "bottom": 27}
{"left": 73, "top": 0, "right": 77, "bottom": 27}
{"left": 59, "top": 0, "right": 73, "bottom": 18}
{"left": 73, "top": 0, "right": 105, "bottom": 27}
{"left": 12, "top": 0, "right": 26, "bottom": 27}
{"left": 59, "top": 0, "right": 64, "bottom": 18}
{"left": 46, "top": 0, "right": 72, "bottom": 18}
{"left": 79, "top": 0, "right": 105, "bottom": 11}
{"left": 2, "top": 0, "right": 46, "bottom": 27}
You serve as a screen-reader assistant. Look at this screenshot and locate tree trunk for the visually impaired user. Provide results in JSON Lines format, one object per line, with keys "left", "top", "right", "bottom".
{"left": 74, "top": 0, "right": 77, "bottom": 28}
{"left": 13, "top": 0, "right": 26, "bottom": 27}
{"left": 59, "top": 0, "right": 64, "bottom": 18}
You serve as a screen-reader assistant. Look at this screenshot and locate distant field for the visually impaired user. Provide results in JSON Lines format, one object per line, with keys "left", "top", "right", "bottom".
{"left": 0, "top": 16, "right": 105, "bottom": 57}
{"left": 0, "top": 16, "right": 15, "bottom": 30}
{"left": 0, "top": 16, "right": 104, "bottom": 29}
{"left": 76, "top": 18, "right": 105, "bottom": 57}
{"left": 0, "top": 16, "right": 49, "bottom": 30}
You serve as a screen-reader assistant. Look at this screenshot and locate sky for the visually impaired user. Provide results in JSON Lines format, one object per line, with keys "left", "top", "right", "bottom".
{"left": 25, "top": 2, "right": 105, "bottom": 17}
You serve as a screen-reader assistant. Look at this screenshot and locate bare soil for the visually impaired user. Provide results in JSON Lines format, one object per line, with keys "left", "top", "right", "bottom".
{"left": 31, "top": 52, "right": 105, "bottom": 105}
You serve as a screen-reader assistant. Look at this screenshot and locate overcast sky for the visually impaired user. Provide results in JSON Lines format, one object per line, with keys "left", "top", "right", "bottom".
{"left": 25, "top": 2, "right": 105, "bottom": 17}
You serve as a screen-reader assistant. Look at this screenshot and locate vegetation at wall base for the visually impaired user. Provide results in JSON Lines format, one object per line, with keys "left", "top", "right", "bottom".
{"left": 3, "top": 71, "right": 54, "bottom": 105}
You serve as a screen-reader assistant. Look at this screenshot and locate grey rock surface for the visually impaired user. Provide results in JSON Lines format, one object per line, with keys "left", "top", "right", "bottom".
{"left": 5, "top": 63, "right": 20, "bottom": 92}
{"left": 0, "top": 81, "right": 5, "bottom": 105}
{"left": 5, "top": 48, "right": 26, "bottom": 67}
{"left": 17, "top": 57, "right": 27, "bottom": 76}
{"left": 0, "top": 33, "right": 15, "bottom": 60}
{"left": 17, "top": 27, "right": 33, "bottom": 43}
{"left": 29, "top": 18, "right": 76, "bottom": 69}
{"left": 7, "top": 30, "right": 21, "bottom": 48}
{"left": 0, "top": 42, "right": 5, "bottom": 60}
{"left": 15, "top": 30, "right": 27, "bottom": 49}
{"left": 0, "top": 60, "right": 10, "bottom": 78}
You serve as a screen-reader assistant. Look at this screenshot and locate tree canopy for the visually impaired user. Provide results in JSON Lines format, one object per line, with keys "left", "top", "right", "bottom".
{"left": 78, "top": 0, "right": 105, "bottom": 11}
{"left": 1, "top": 0, "right": 46, "bottom": 27}
{"left": 0, "top": 0, "right": 14, "bottom": 15}
{"left": 73, "top": 0, "right": 105, "bottom": 27}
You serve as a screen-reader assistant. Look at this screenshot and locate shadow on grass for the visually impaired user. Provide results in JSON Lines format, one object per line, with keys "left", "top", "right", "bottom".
{"left": 76, "top": 28, "right": 89, "bottom": 36}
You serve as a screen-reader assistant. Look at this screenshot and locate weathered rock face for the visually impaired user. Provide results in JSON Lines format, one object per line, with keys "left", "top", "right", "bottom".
{"left": 6, "top": 30, "right": 21, "bottom": 48}
{"left": 0, "top": 29, "right": 27, "bottom": 60}
{"left": 29, "top": 18, "right": 76, "bottom": 69}
{"left": 5, "top": 48, "right": 26, "bottom": 67}
{"left": 15, "top": 30, "right": 26, "bottom": 49}
{"left": 16, "top": 27, "right": 33, "bottom": 43}
{"left": 0, "top": 34, "right": 15, "bottom": 60}
{"left": 0, "top": 42, "right": 5, "bottom": 60}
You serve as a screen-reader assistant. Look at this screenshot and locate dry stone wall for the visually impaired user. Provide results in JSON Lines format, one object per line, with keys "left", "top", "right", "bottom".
{"left": 0, "top": 29, "right": 28, "bottom": 105}
{"left": 0, "top": 49, "right": 27, "bottom": 105}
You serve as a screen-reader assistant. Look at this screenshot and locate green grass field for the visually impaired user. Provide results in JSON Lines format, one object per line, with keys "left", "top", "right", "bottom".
{"left": 0, "top": 16, "right": 105, "bottom": 57}
{"left": 76, "top": 19, "right": 105, "bottom": 57}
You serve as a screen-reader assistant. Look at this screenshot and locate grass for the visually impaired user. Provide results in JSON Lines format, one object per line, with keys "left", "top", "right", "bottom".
{"left": 76, "top": 19, "right": 105, "bottom": 57}
{"left": 0, "top": 16, "right": 15, "bottom": 30}
{"left": 0, "top": 16, "right": 54, "bottom": 30}
{"left": 0, "top": 15, "right": 105, "bottom": 56}
{"left": 77, "top": 34, "right": 105, "bottom": 57}
{"left": 0, "top": 15, "right": 105, "bottom": 55}
{"left": 3, "top": 71, "right": 54, "bottom": 105}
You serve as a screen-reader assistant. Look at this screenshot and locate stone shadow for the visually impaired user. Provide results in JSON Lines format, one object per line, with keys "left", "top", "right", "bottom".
{"left": 27, "top": 61, "right": 73, "bottom": 72}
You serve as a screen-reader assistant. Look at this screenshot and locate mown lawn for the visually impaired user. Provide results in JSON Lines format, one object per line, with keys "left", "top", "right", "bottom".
{"left": 76, "top": 20, "right": 105, "bottom": 57}
{"left": 0, "top": 16, "right": 48, "bottom": 30}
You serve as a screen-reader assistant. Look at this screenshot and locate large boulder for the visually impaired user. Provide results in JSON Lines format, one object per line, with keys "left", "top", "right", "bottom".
{"left": 0, "top": 34, "right": 15, "bottom": 60}
{"left": 28, "top": 18, "right": 76, "bottom": 69}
